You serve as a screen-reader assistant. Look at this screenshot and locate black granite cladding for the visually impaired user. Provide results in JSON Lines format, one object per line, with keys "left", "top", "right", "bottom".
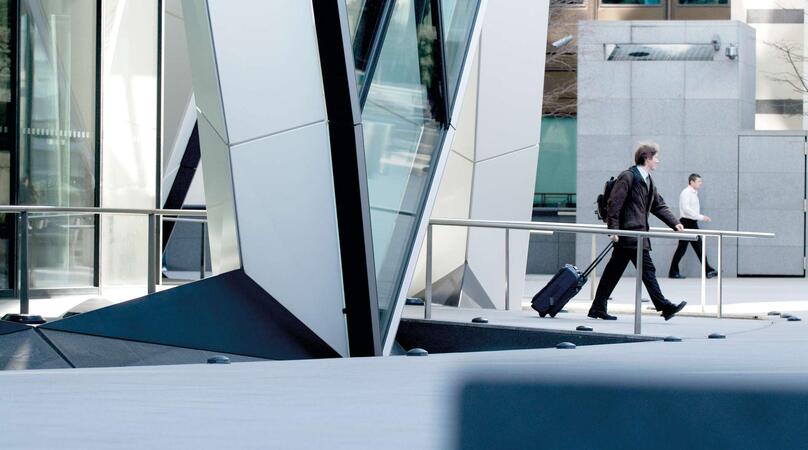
{"left": 396, "top": 319, "right": 655, "bottom": 354}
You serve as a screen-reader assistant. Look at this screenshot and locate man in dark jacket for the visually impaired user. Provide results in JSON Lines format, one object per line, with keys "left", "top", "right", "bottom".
{"left": 588, "top": 143, "right": 688, "bottom": 321}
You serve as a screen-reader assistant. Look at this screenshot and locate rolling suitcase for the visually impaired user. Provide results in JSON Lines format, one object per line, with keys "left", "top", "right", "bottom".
{"left": 531, "top": 242, "right": 614, "bottom": 318}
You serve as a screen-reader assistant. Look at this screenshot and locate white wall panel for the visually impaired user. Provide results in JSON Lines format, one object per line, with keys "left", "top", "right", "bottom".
{"left": 229, "top": 123, "right": 348, "bottom": 356}
{"left": 161, "top": 97, "right": 197, "bottom": 206}
{"left": 181, "top": 0, "right": 228, "bottom": 141}
{"left": 100, "top": 0, "right": 157, "bottom": 286}
{"left": 409, "top": 150, "right": 473, "bottom": 295}
{"left": 206, "top": 0, "right": 326, "bottom": 144}
{"left": 451, "top": 44, "right": 479, "bottom": 162}
{"left": 466, "top": 146, "right": 539, "bottom": 309}
{"left": 197, "top": 116, "right": 241, "bottom": 273}
{"left": 163, "top": 2, "right": 196, "bottom": 179}
{"left": 475, "top": 0, "right": 546, "bottom": 161}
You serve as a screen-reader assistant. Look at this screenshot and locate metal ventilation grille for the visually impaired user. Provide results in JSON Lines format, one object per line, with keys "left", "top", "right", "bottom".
{"left": 606, "top": 44, "right": 715, "bottom": 61}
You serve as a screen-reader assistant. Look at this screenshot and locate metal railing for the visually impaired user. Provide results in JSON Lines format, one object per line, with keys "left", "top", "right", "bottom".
{"left": 548, "top": 222, "right": 776, "bottom": 319}
{"left": 0, "top": 205, "right": 207, "bottom": 314}
{"left": 426, "top": 218, "right": 701, "bottom": 335}
{"left": 162, "top": 216, "right": 209, "bottom": 282}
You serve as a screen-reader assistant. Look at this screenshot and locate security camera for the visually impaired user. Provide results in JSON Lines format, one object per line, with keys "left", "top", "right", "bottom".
{"left": 725, "top": 44, "right": 738, "bottom": 60}
{"left": 552, "top": 35, "right": 574, "bottom": 49}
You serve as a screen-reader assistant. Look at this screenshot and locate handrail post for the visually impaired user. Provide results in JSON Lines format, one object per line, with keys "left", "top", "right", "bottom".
{"left": 200, "top": 221, "right": 207, "bottom": 280}
{"left": 18, "top": 212, "right": 29, "bottom": 314}
{"left": 716, "top": 234, "right": 723, "bottom": 318}
{"left": 700, "top": 233, "right": 706, "bottom": 313}
{"left": 425, "top": 224, "right": 433, "bottom": 319}
{"left": 147, "top": 213, "right": 156, "bottom": 294}
{"left": 505, "top": 228, "right": 510, "bottom": 311}
{"left": 634, "top": 241, "right": 643, "bottom": 335}
{"left": 156, "top": 214, "right": 163, "bottom": 289}
{"left": 590, "top": 234, "right": 597, "bottom": 301}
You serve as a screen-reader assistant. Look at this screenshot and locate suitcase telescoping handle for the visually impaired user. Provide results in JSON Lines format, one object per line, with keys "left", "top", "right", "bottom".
{"left": 581, "top": 241, "right": 614, "bottom": 278}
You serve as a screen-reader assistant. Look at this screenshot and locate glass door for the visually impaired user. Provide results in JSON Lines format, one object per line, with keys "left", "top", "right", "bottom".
{"left": 18, "top": 0, "right": 97, "bottom": 289}
{"left": 0, "top": 0, "right": 15, "bottom": 293}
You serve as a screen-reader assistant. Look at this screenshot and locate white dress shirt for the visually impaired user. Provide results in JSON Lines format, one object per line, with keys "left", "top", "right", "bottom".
{"left": 679, "top": 186, "right": 704, "bottom": 221}
{"left": 635, "top": 165, "right": 649, "bottom": 185}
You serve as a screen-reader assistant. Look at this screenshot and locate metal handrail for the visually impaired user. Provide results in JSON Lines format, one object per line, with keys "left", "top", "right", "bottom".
{"left": 0, "top": 205, "right": 207, "bottom": 314}
{"left": 427, "top": 218, "right": 700, "bottom": 335}
{"left": 0, "top": 205, "right": 206, "bottom": 216}
{"left": 530, "top": 219, "right": 774, "bottom": 239}
{"left": 522, "top": 220, "right": 775, "bottom": 318}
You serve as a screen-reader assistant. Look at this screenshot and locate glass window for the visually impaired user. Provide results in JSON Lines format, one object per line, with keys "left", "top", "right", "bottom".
{"left": 440, "top": 0, "right": 480, "bottom": 107}
{"left": 18, "top": 0, "right": 97, "bottom": 289}
{"left": 361, "top": 0, "right": 445, "bottom": 338}
{"left": 535, "top": 117, "right": 576, "bottom": 206}
{"left": 601, "top": 0, "right": 661, "bottom": 5}
{"left": 346, "top": 0, "right": 387, "bottom": 90}
{"left": 346, "top": 0, "right": 364, "bottom": 41}
{"left": 552, "top": 0, "right": 586, "bottom": 6}
{"left": 0, "top": 0, "right": 12, "bottom": 290}
{"left": 679, "top": 0, "right": 728, "bottom": 4}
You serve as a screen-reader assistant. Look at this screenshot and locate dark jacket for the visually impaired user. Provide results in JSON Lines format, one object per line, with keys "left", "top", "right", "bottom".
{"left": 607, "top": 166, "right": 680, "bottom": 250}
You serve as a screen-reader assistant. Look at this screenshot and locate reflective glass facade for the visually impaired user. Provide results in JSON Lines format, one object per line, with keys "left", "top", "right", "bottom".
{"left": 534, "top": 117, "right": 576, "bottom": 206}
{"left": 350, "top": 0, "right": 480, "bottom": 338}
{"left": 0, "top": 1, "right": 13, "bottom": 290}
{"left": 440, "top": 0, "right": 479, "bottom": 107}
{"left": 601, "top": 0, "right": 661, "bottom": 4}
{"left": 17, "top": 0, "right": 97, "bottom": 289}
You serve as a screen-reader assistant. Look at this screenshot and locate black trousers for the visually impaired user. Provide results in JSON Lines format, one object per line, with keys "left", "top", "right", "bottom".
{"left": 669, "top": 218, "right": 713, "bottom": 276}
{"left": 590, "top": 246, "right": 673, "bottom": 312}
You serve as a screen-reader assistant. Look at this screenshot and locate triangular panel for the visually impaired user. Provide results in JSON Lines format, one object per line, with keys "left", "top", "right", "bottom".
{"left": 42, "top": 270, "right": 339, "bottom": 360}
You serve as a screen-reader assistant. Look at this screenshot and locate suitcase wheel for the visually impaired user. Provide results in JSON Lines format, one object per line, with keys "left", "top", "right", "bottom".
{"left": 538, "top": 312, "right": 547, "bottom": 318}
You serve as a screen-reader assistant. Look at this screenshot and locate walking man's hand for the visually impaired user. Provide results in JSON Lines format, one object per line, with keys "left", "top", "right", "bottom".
{"left": 609, "top": 235, "right": 619, "bottom": 243}
{"left": 675, "top": 224, "right": 685, "bottom": 232}
{"left": 702, "top": 215, "right": 711, "bottom": 222}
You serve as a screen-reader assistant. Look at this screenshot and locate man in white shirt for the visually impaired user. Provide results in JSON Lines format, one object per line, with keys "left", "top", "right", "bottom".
{"left": 669, "top": 173, "right": 717, "bottom": 279}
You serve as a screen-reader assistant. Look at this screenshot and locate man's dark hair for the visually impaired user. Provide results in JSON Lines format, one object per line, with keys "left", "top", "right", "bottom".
{"left": 688, "top": 173, "right": 701, "bottom": 184}
{"left": 634, "top": 142, "right": 659, "bottom": 166}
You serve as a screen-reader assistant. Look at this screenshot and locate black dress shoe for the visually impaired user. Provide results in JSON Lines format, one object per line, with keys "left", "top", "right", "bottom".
{"left": 706, "top": 270, "right": 717, "bottom": 279}
{"left": 588, "top": 310, "right": 617, "bottom": 320}
{"left": 661, "top": 301, "right": 687, "bottom": 321}
{"left": 669, "top": 273, "right": 686, "bottom": 279}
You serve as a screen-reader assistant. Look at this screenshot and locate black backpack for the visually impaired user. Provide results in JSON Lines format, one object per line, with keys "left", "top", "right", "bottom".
{"left": 596, "top": 167, "right": 643, "bottom": 222}
{"left": 595, "top": 177, "right": 616, "bottom": 222}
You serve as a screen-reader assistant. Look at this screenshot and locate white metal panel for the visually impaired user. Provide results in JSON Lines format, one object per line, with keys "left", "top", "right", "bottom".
{"left": 206, "top": 0, "right": 326, "bottom": 145}
{"left": 409, "top": 150, "right": 473, "bottom": 295}
{"left": 451, "top": 45, "right": 479, "bottom": 162}
{"left": 161, "top": 96, "right": 197, "bottom": 206}
{"left": 475, "top": 0, "right": 546, "bottom": 161}
{"left": 163, "top": 1, "right": 196, "bottom": 179}
{"left": 229, "top": 122, "right": 348, "bottom": 357}
{"left": 197, "top": 116, "right": 242, "bottom": 273}
{"left": 466, "top": 146, "right": 540, "bottom": 310}
{"left": 181, "top": 0, "right": 228, "bottom": 142}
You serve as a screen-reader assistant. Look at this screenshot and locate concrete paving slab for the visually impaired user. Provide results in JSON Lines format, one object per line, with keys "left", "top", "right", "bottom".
{"left": 1, "top": 320, "right": 808, "bottom": 449}
{"left": 401, "top": 304, "right": 778, "bottom": 340}
{"left": 524, "top": 274, "right": 808, "bottom": 316}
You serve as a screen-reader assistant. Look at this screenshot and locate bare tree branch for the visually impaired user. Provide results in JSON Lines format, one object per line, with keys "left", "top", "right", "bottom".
{"left": 542, "top": 0, "right": 580, "bottom": 117}
{"left": 763, "top": 39, "right": 808, "bottom": 113}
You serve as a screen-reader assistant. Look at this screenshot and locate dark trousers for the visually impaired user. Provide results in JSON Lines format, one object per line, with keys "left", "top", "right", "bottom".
{"left": 669, "top": 218, "right": 713, "bottom": 276}
{"left": 590, "top": 246, "right": 672, "bottom": 312}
